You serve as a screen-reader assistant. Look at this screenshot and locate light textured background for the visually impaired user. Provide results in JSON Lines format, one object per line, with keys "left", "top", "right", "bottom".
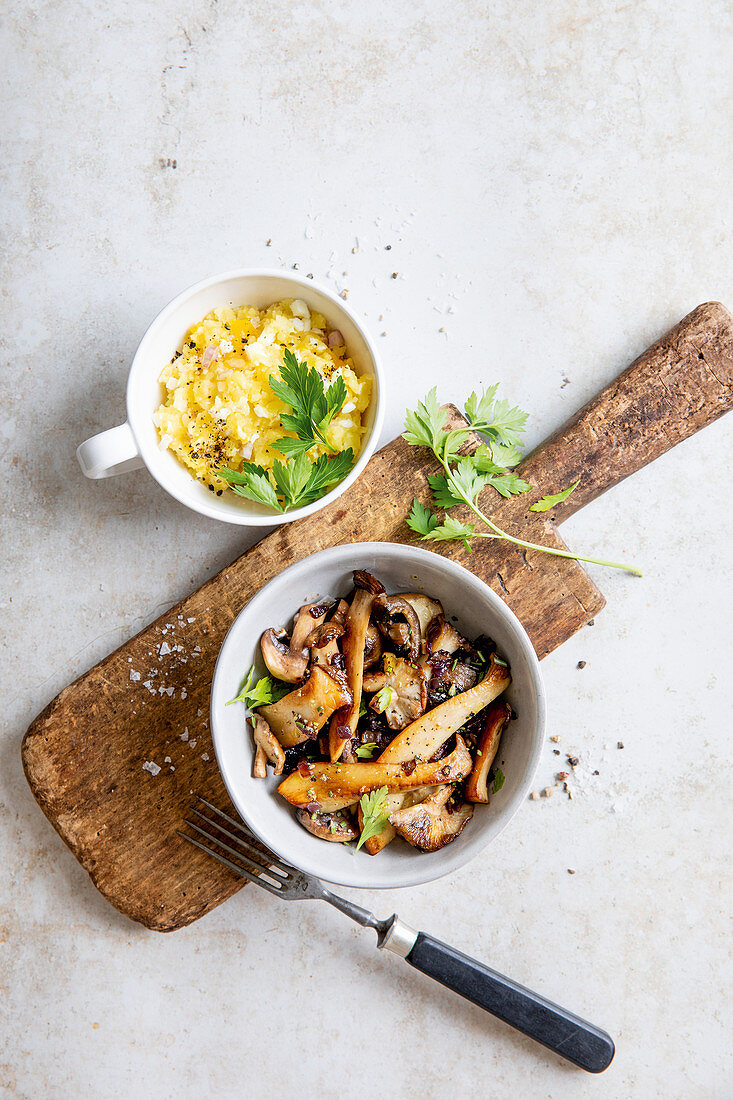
{"left": 2, "top": 1, "right": 732, "bottom": 1097}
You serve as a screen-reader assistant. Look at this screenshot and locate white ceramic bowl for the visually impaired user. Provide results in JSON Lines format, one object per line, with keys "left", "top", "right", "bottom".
{"left": 210, "top": 543, "right": 545, "bottom": 889}
{"left": 76, "top": 269, "right": 384, "bottom": 526}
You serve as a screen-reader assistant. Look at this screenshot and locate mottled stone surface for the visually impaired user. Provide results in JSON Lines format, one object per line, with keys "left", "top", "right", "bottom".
{"left": 1, "top": 1, "right": 731, "bottom": 1097}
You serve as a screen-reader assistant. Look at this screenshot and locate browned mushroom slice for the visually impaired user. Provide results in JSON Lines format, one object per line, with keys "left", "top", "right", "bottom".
{"left": 260, "top": 601, "right": 330, "bottom": 682}
{"left": 378, "top": 653, "right": 511, "bottom": 765}
{"left": 251, "top": 714, "right": 286, "bottom": 778}
{"left": 330, "top": 598, "right": 349, "bottom": 626}
{"left": 390, "top": 785, "right": 473, "bottom": 851}
{"left": 307, "top": 621, "right": 345, "bottom": 671}
{"left": 368, "top": 655, "right": 427, "bottom": 730}
{"left": 373, "top": 595, "right": 421, "bottom": 661}
{"left": 291, "top": 601, "right": 330, "bottom": 648}
{"left": 426, "top": 651, "right": 479, "bottom": 699}
{"left": 363, "top": 623, "right": 383, "bottom": 669}
{"left": 328, "top": 570, "right": 385, "bottom": 763}
{"left": 465, "top": 700, "right": 511, "bottom": 803}
{"left": 260, "top": 628, "right": 308, "bottom": 683}
{"left": 259, "top": 666, "right": 352, "bottom": 748}
{"left": 278, "top": 735, "right": 472, "bottom": 812}
{"left": 364, "top": 654, "right": 510, "bottom": 853}
{"left": 400, "top": 594, "right": 444, "bottom": 652}
{"left": 426, "top": 615, "right": 473, "bottom": 656}
{"left": 295, "top": 809, "right": 359, "bottom": 842}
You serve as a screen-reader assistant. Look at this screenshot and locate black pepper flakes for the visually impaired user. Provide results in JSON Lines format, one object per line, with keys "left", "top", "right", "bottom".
{"left": 577, "top": 660, "right": 587, "bottom": 669}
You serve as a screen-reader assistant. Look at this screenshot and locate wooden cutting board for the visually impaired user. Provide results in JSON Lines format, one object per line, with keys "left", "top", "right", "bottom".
{"left": 22, "top": 303, "right": 733, "bottom": 932}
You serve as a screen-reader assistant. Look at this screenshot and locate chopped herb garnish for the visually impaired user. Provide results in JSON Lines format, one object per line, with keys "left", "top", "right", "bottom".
{"left": 356, "top": 786, "right": 390, "bottom": 851}
{"left": 373, "top": 685, "right": 397, "bottom": 713}
{"left": 227, "top": 665, "right": 289, "bottom": 708}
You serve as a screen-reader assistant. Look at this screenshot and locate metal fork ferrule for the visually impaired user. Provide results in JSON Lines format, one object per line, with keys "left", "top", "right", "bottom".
{"left": 379, "top": 916, "right": 419, "bottom": 957}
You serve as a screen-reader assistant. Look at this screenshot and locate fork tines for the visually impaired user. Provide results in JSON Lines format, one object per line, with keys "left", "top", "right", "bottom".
{"left": 178, "top": 797, "right": 294, "bottom": 895}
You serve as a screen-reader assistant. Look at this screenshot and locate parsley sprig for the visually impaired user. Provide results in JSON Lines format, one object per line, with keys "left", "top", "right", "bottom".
{"left": 227, "top": 665, "right": 290, "bottom": 708}
{"left": 270, "top": 349, "right": 348, "bottom": 457}
{"left": 356, "top": 786, "right": 390, "bottom": 851}
{"left": 404, "top": 388, "right": 641, "bottom": 576}
{"left": 219, "top": 350, "right": 355, "bottom": 512}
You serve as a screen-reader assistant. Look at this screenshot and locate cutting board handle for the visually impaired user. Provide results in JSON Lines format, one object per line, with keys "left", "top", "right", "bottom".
{"left": 518, "top": 302, "right": 733, "bottom": 521}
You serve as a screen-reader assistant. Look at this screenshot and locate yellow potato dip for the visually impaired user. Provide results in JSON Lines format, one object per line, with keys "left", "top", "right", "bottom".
{"left": 153, "top": 298, "right": 371, "bottom": 494}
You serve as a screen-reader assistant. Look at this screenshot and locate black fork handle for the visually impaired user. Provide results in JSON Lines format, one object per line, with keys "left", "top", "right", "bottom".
{"left": 406, "top": 932, "right": 615, "bottom": 1073}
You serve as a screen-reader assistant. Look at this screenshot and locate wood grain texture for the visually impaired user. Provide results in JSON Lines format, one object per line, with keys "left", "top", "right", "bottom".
{"left": 521, "top": 301, "right": 733, "bottom": 522}
{"left": 22, "top": 303, "right": 733, "bottom": 932}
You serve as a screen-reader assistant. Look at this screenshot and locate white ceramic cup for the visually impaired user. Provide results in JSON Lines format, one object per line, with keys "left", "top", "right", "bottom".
{"left": 76, "top": 269, "right": 384, "bottom": 526}
{"left": 210, "top": 543, "right": 546, "bottom": 890}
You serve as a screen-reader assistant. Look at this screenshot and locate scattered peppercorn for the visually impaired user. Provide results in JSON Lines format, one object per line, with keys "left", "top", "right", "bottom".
{"left": 567, "top": 755, "right": 579, "bottom": 767}
{"left": 577, "top": 660, "right": 587, "bottom": 669}
{"left": 617, "top": 741, "right": 624, "bottom": 749}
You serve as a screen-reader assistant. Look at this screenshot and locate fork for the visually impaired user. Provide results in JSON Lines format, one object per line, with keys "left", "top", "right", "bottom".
{"left": 179, "top": 797, "right": 615, "bottom": 1073}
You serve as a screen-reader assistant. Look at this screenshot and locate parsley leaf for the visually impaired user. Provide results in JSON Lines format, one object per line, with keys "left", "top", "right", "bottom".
{"left": 485, "top": 473, "right": 532, "bottom": 498}
{"left": 471, "top": 444, "right": 505, "bottom": 476}
{"left": 297, "top": 450, "right": 355, "bottom": 505}
{"left": 489, "top": 441, "right": 523, "bottom": 469}
{"left": 492, "top": 767, "right": 506, "bottom": 793}
{"left": 406, "top": 498, "right": 438, "bottom": 536}
{"left": 465, "top": 386, "right": 499, "bottom": 424}
{"left": 356, "top": 786, "right": 390, "bottom": 851}
{"left": 450, "top": 456, "right": 488, "bottom": 506}
{"left": 356, "top": 742, "right": 380, "bottom": 760}
{"left": 220, "top": 464, "right": 283, "bottom": 512}
{"left": 529, "top": 479, "right": 580, "bottom": 512}
{"left": 465, "top": 387, "right": 528, "bottom": 447}
{"left": 270, "top": 348, "right": 347, "bottom": 455}
{"left": 427, "top": 473, "right": 462, "bottom": 509}
{"left": 227, "top": 665, "right": 290, "bottom": 708}
{"left": 271, "top": 453, "right": 313, "bottom": 506}
{"left": 402, "top": 388, "right": 450, "bottom": 449}
{"left": 270, "top": 435, "right": 318, "bottom": 459}
{"left": 423, "top": 515, "right": 476, "bottom": 551}
{"left": 483, "top": 399, "right": 529, "bottom": 446}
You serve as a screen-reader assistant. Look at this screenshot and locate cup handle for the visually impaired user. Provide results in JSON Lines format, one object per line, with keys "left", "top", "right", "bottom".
{"left": 76, "top": 422, "right": 144, "bottom": 479}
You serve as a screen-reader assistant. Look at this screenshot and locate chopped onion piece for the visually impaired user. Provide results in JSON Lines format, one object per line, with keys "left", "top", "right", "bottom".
{"left": 202, "top": 345, "right": 219, "bottom": 369}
